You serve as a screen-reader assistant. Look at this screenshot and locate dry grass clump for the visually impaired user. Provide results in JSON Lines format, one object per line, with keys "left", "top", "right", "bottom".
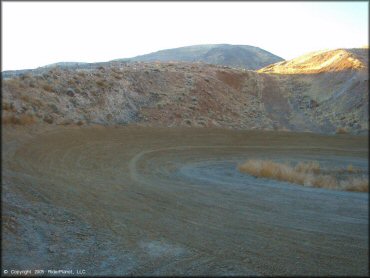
{"left": 3, "top": 79, "right": 23, "bottom": 92}
{"left": 42, "top": 84, "right": 54, "bottom": 92}
{"left": 77, "top": 71, "right": 86, "bottom": 77}
{"left": 43, "top": 116, "right": 54, "bottom": 124}
{"left": 2, "top": 102, "right": 16, "bottom": 112}
{"left": 2, "top": 114, "right": 36, "bottom": 125}
{"left": 113, "top": 73, "right": 121, "bottom": 80}
{"left": 345, "top": 164, "right": 362, "bottom": 174}
{"left": 336, "top": 127, "right": 348, "bottom": 134}
{"left": 238, "top": 160, "right": 368, "bottom": 192}
{"left": 340, "top": 177, "right": 369, "bottom": 192}
{"left": 19, "top": 94, "right": 31, "bottom": 102}
{"left": 295, "top": 161, "right": 320, "bottom": 174}
{"left": 96, "top": 79, "right": 106, "bottom": 87}
{"left": 238, "top": 160, "right": 315, "bottom": 186}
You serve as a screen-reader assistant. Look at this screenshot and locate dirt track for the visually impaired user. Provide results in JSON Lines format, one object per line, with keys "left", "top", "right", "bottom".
{"left": 2, "top": 126, "right": 368, "bottom": 276}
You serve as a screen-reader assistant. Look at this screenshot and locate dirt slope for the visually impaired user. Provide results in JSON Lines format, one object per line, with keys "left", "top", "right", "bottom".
{"left": 3, "top": 55, "right": 368, "bottom": 134}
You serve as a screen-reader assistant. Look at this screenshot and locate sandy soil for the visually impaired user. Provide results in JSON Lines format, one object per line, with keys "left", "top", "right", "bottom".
{"left": 2, "top": 125, "right": 368, "bottom": 276}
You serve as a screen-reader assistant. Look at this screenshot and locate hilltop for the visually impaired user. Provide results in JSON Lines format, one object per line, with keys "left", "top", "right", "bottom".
{"left": 2, "top": 44, "right": 283, "bottom": 77}
{"left": 116, "top": 44, "right": 284, "bottom": 70}
{"left": 258, "top": 48, "right": 367, "bottom": 74}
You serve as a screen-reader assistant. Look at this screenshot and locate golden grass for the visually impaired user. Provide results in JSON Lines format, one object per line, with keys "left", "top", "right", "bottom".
{"left": 238, "top": 160, "right": 368, "bottom": 192}
{"left": 2, "top": 114, "right": 36, "bottom": 125}
{"left": 336, "top": 127, "right": 348, "bottom": 134}
{"left": 2, "top": 102, "right": 16, "bottom": 112}
{"left": 77, "top": 71, "right": 86, "bottom": 77}
{"left": 340, "top": 177, "right": 369, "bottom": 192}
{"left": 42, "top": 84, "right": 54, "bottom": 92}
{"left": 345, "top": 164, "right": 362, "bottom": 174}
{"left": 96, "top": 79, "right": 106, "bottom": 87}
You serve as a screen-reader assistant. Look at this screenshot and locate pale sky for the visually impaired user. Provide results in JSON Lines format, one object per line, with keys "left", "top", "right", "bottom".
{"left": 2, "top": 1, "right": 368, "bottom": 71}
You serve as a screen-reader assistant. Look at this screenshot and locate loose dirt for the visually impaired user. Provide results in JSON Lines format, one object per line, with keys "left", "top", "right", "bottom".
{"left": 2, "top": 125, "right": 368, "bottom": 276}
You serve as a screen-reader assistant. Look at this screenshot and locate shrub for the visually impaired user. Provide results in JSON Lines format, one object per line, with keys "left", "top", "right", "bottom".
{"left": 96, "top": 80, "right": 106, "bottom": 87}
{"left": 111, "top": 68, "right": 121, "bottom": 74}
{"left": 20, "top": 73, "right": 31, "bottom": 80}
{"left": 67, "top": 79, "right": 76, "bottom": 86}
{"left": 43, "top": 116, "right": 54, "bottom": 124}
{"left": 113, "top": 73, "right": 121, "bottom": 80}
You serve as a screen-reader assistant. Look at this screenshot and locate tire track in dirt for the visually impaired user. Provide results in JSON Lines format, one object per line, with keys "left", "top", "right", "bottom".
{"left": 2, "top": 126, "right": 368, "bottom": 276}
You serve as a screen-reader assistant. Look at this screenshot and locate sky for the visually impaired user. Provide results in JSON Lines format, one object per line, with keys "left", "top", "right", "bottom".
{"left": 2, "top": 1, "right": 368, "bottom": 71}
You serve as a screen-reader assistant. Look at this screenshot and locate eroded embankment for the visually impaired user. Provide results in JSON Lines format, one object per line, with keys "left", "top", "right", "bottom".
{"left": 2, "top": 125, "right": 369, "bottom": 276}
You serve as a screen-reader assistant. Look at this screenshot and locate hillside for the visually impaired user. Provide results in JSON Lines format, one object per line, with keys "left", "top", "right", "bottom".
{"left": 2, "top": 62, "right": 271, "bottom": 129}
{"left": 258, "top": 48, "right": 369, "bottom": 133}
{"left": 117, "top": 44, "right": 284, "bottom": 70}
{"left": 258, "top": 48, "right": 368, "bottom": 74}
{"left": 2, "top": 48, "right": 368, "bottom": 134}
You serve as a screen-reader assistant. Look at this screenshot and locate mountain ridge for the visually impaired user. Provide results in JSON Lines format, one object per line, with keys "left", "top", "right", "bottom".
{"left": 2, "top": 44, "right": 282, "bottom": 77}
{"left": 119, "top": 44, "right": 284, "bottom": 70}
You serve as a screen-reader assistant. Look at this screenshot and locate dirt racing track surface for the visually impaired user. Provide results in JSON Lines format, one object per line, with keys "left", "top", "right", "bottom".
{"left": 2, "top": 126, "right": 369, "bottom": 276}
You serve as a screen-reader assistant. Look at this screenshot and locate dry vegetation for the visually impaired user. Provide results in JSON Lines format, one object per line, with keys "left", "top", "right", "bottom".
{"left": 336, "top": 127, "right": 349, "bottom": 134}
{"left": 1, "top": 48, "right": 367, "bottom": 133}
{"left": 2, "top": 114, "right": 36, "bottom": 125}
{"left": 238, "top": 160, "right": 368, "bottom": 192}
{"left": 42, "top": 84, "right": 54, "bottom": 92}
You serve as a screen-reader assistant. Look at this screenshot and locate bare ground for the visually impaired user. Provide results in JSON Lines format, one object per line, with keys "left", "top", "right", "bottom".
{"left": 2, "top": 125, "right": 368, "bottom": 276}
